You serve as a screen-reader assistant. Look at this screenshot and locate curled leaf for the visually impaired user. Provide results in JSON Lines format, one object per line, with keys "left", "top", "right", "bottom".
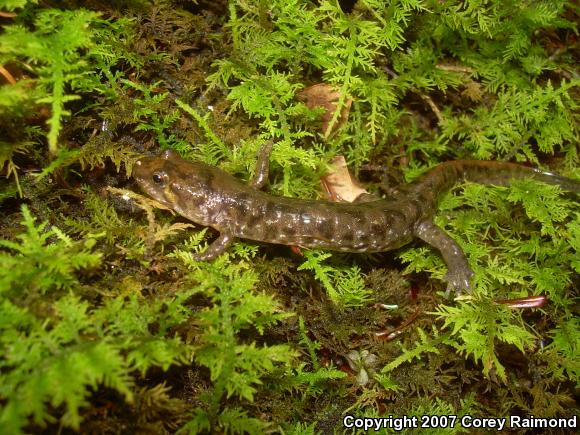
{"left": 320, "top": 155, "right": 369, "bottom": 203}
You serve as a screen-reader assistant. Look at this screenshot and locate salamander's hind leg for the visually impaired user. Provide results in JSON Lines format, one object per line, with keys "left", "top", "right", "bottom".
{"left": 414, "top": 219, "right": 474, "bottom": 296}
{"left": 250, "top": 140, "right": 274, "bottom": 189}
{"left": 194, "top": 232, "right": 234, "bottom": 261}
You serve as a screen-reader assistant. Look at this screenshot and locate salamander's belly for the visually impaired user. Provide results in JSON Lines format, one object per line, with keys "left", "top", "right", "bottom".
{"left": 223, "top": 193, "right": 416, "bottom": 252}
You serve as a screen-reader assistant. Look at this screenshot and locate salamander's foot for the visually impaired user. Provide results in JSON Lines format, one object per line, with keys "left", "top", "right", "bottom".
{"left": 414, "top": 219, "right": 475, "bottom": 298}
{"left": 192, "top": 251, "right": 215, "bottom": 262}
{"left": 193, "top": 232, "right": 234, "bottom": 262}
{"left": 443, "top": 267, "right": 475, "bottom": 297}
{"left": 250, "top": 140, "right": 274, "bottom": 189}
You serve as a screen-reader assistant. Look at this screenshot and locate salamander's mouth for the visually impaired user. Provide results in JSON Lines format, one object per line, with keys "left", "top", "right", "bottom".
{"left": 133, "top": 158, "right": 173, "bottom": 208}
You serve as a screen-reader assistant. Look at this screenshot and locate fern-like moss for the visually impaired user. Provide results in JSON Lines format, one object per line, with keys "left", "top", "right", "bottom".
{"left": 1, "top": 0, "right": 578, "bottom": 432}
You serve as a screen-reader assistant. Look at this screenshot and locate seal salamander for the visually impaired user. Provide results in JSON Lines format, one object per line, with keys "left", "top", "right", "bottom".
{"left": 134, "top": 143, "right": 579, "bottom": 295}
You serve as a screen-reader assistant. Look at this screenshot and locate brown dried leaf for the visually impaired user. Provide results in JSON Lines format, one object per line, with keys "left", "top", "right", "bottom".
{"left": 320, "top": 156, "right": 369, "bottom": 203}
{"left": 297, "top": 83, "right": 352, "bottom": 138}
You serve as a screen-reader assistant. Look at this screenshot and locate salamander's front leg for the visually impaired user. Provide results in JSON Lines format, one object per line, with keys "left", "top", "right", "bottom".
{"left": 414, "top": 219, "right": 474, "bottom": 296}
{"left": 250, "top": 140, "right": 274, "bottom": 189}
{"left": 194, "top": 232, "right": 234, "bottom": 261}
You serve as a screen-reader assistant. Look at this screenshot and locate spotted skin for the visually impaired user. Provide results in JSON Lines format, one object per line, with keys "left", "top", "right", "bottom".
{"left": 133, "top": 146, "right": 580, "bottom": 295}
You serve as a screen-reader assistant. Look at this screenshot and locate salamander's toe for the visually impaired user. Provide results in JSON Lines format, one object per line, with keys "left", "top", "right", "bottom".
{"left": 443, "top": 268, "right": 475, "bottom": 297}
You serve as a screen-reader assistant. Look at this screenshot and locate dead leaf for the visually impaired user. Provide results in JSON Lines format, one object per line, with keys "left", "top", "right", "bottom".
{"left": 320, "top": 155, "right": 369, "bottom": 203}
{"left": 297, "top": 83, "right": 352, "bottom": 138}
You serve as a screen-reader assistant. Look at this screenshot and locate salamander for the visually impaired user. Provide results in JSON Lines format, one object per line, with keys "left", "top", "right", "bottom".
{"left": 133, "top": 142, "right": 580, "bottom": 295}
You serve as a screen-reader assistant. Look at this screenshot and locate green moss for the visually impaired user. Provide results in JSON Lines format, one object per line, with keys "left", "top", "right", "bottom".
{"left": 0, "top": 0, "right": 578, "bottom": 433}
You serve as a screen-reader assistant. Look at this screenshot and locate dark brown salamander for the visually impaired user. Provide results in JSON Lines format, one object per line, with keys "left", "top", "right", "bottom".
{"left": 133, "top": 143, "right": 580, "bottom": 295}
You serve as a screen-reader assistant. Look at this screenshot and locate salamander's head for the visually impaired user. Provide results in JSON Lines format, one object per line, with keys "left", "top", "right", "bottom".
{"left": 133, "top": 149, "right": 182, "bottom": 208}
{"left": 133, "top": 149, "right": 217, "bottom": 223}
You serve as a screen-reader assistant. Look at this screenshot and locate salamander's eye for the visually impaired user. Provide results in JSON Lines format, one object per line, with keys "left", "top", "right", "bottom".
{"left": 152, "top": 171, "right": 167, "bottom": 185}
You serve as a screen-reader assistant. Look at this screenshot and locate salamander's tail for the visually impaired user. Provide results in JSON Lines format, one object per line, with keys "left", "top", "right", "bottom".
{"left": 408, "top": 160, "right": 580, "bottom": 198}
